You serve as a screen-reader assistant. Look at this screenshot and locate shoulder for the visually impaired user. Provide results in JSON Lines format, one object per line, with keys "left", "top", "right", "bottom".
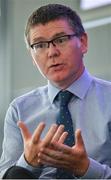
{"left": 90, "top": 76, "right": 111, "bottom": 97}
{"left": 92, "top": 76, "right": 111, "bottom": 88}
{"left": 11, "top": 85, "right": 48, "bottom": 107}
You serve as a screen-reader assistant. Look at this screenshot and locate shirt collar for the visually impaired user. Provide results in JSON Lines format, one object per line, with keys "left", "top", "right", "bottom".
{"left": 48, "top": 69, "right": 93, "bottom": 104}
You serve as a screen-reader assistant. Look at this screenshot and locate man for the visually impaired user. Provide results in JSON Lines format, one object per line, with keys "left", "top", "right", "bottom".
{"left": 0, "top": 3, "right": 111, "bottom": 179}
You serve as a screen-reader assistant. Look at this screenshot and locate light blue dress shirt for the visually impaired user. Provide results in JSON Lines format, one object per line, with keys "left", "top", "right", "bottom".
{"left": 0, "top": 69, "right": 111, "bottom": 179}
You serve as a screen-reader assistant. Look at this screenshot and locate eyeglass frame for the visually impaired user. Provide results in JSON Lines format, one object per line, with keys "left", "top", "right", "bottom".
{"left": 30, "top": 33, "right": 78, "bottom": 53}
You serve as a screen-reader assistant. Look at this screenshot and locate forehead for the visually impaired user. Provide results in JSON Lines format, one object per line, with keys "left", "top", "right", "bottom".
{"left": 29, "top": 19, "right": 74, "bottom": 42}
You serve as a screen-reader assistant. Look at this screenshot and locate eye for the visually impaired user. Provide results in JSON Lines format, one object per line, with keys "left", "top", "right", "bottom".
{"left": 54, "top": 36, "right": 68, "bottom": 44}
{"left": 34, "top": 42, "right": 47, "bottom": 49}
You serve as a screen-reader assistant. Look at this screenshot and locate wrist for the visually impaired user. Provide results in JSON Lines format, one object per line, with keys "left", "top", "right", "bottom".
{"left": 73, "top": 157, "right": 90, "bottom": 177}
{"left": 24, "top": 153, "right": 40, "bottom": 168}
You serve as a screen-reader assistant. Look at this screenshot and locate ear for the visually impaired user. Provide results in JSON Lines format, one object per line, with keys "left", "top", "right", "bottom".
{"left": 79, "top": 33, "right": 88, "bottom": 55}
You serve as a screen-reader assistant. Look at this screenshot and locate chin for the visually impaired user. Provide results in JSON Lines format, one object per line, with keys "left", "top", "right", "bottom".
{"left": 49, "top": 75, "right": 64, "bottom": 82}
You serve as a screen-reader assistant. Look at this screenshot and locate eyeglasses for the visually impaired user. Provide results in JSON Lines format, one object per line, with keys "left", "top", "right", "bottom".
{"left": 30, "top": 33, "right": 77, "bottom": 54}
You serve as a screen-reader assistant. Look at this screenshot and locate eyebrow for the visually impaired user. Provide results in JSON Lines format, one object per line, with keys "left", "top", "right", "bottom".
{"left": 32, "top": 32, "right": 67, "bottom": 44}
{"left": 52, "top": 32, "right": 66, "bottom": 38}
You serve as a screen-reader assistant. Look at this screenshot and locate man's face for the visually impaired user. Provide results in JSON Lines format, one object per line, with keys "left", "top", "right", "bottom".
{"left": 29, "top": 19, "right": 88, "bottom": 89}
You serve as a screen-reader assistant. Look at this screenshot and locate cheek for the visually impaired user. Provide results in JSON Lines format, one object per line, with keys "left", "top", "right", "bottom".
{"left": 31, "top": 53, "right": 40, "bottom": 67}
{"left": 64, "top": 46, "right": 83, "bottom": 68}
{"left": 65, "top": 47, "right": 81, "bottom": 62}
{"left": 32, "top": 55, "right": 48, "bottom": 75}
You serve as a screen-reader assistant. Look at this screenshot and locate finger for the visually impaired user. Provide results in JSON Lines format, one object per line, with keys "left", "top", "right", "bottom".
{"left": 31, "top": 122, "right": 45, "bottom": 144}
{"left": 58, "top": 132, "right": 68, "bottom": 143}
{"left": 38, "top": 152, "right": 69, "bottom": 168}
{"left": 51, "top": 141, "right": 72, "bottom": 154}
{"left": 51, "top": 125, "right": 65, "bottom": 142}
{"left": 17, "top": 121, "right": 31, "bottom": 141}
{"left": 40, "top": 146, "right": 69, "bottom": 161}
{"left": 75, "top": 129, "right": 84, "bottom": 148}
{"left": 42, "top": 124, "right": 58, "bottom": 147}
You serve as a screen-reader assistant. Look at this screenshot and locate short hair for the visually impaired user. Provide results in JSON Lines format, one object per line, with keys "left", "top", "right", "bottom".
{"left": 24, "top": 3, "right": 85, "bottom": 48}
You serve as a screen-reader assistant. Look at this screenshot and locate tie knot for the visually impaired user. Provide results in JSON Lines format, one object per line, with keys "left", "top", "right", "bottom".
{"left": 58, "top": 91, "right": 73, "bottom": 106}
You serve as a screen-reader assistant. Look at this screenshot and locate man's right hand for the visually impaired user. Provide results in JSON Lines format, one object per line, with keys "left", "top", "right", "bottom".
{"left": 18, "top": 121, "right": 67, "bottom": 167}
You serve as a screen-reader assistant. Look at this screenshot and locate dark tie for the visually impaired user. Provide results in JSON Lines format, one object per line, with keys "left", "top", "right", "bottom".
{"left": 56, "top": 90, "right": 74, "bottom": 146}
{"left": 56, "top": 90, "right": 74, "bottom": 179}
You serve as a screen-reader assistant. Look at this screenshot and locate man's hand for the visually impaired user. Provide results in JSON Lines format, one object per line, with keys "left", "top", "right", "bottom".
{"left": 18, "top": 121, "right": 67, "bottom": 167}
{"left": 38, "top": 129, "right": 89, "bottom": 177}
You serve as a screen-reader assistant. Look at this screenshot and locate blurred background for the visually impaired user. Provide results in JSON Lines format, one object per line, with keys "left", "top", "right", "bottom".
{"left": 0, "top": 0, "right": 111, "bottom": 155}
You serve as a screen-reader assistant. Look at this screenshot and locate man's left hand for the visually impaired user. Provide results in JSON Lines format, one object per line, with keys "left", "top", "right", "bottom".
{"left": 38, "top": 129, "right": 89, "bottom": 177}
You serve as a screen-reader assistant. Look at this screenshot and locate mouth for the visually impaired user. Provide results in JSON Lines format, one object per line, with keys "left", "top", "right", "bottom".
{"left": 49, "top": 63, "right": 65, "bottom": 71}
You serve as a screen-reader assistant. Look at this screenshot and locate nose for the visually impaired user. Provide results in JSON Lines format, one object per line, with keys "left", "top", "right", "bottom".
{"left": 47, "top": 42, "right": 60, "bottom": 58}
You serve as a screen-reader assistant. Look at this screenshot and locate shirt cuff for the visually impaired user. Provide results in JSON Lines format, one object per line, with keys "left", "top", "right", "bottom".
{"left": 81, "top": 158, "right": 104, "bottom": 179}
{"left": 16, "top": 153, "right": 41, "bottom": 172}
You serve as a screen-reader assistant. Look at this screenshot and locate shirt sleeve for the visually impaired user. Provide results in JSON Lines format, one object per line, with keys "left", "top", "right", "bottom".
{"left": 81, "top": 158, "right": 111, "bottom": 179}
{"left": 16, "top": 153, "right": 42, "bottom": 177}
{"left": 16, "top": 153, "right": 37, "bottom": 171}
{"left": 0, "top": 103, "right": 42, "bottom": 178}
{"left": 0, "top": 103, "right": 23, "bottom": 178}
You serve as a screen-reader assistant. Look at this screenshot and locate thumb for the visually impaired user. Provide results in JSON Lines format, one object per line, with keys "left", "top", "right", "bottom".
{"left": 17, "top": 121, "right": 31, "bottom": 142}
{"left": 75, "top": 129, "right": 84, "bottom": 148}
